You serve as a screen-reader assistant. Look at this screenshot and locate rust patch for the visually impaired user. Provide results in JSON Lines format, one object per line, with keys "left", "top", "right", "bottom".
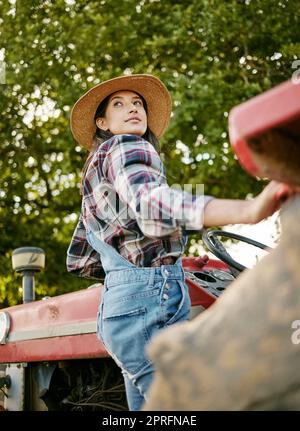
{"left": 47, "top": 305, "right": 60, "bottom": 320}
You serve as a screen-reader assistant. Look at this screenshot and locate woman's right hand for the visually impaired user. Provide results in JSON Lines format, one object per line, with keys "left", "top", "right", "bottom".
{"left": 249, "top": 181, "right": 300, "bottom": 224}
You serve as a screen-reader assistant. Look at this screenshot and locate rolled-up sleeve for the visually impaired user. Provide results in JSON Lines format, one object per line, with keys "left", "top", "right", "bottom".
{"left": 101, "top": 134, "right": 213, "bottom": 238}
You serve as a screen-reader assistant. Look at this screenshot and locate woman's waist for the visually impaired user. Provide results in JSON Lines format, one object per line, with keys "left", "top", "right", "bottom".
{"left": 117, "top": 237, "right": 184, "bottom": 267}
{"left": 105, "top": 260, "right": 184, "bottom": 289}
{"left": 85, "top": 216, "right": 185, "bottom": 259}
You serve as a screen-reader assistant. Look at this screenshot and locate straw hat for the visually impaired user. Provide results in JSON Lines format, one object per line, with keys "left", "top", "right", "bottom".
{"left": 70, "top": 74, "right": 172, "bottom": 150}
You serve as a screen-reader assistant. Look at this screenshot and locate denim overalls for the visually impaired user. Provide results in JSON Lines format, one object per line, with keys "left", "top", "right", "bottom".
{"left": 86, "top": 229, "right": 191, "bottom": 411}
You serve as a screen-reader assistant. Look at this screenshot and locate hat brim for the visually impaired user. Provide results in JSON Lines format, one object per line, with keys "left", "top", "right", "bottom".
{"left": 70, "top": 74, "right": 172, "bottom": 150}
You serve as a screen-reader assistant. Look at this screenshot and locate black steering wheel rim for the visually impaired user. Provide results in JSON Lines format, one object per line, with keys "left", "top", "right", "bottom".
{"left": 202, "top": 229, "right": 270, "bottom": 273}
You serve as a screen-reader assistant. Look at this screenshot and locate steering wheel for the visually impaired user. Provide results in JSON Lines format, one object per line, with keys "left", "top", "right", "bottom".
{"left": 202, "top": 229, "right": 270, "bottom": 274}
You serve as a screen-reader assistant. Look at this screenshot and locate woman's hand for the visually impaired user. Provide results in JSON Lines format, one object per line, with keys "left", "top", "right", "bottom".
{"left": 203, "top": 181, "right": 300, "bottom": 227}
{"left": 168, "top": 226, "right": 183, "bottom": 240}
{"left": 250, "top": 181, "right": 300, "bottom": 224}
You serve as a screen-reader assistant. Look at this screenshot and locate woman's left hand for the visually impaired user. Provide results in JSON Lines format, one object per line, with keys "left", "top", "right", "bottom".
{"left": 169, "top": 226, "right": 183, "bottom": 240}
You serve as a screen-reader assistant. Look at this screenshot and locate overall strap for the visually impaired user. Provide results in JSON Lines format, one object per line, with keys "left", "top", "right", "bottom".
{"left": 86, "top": 230, "right": 135, "bottom": 273}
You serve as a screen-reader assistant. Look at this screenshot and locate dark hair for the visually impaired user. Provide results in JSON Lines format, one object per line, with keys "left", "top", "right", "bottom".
{"left": 80, "top": 92, "right": 160, "bottom": 195}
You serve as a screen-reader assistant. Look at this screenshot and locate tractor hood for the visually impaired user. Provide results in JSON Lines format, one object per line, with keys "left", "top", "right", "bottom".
{"left": 0, "top": 286, "right": 107, "bottom": 363}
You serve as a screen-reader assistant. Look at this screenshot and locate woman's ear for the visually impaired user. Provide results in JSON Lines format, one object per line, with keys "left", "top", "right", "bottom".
{"left": 96, "top": 117, "right": 109, "bottom": 131}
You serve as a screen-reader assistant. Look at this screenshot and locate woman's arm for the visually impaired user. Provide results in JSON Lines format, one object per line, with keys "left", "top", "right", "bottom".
{"left": 99, "top": 136, "right": 299, "bottom": 234}
{"left": 203, "top": 180, "right": 298, "bottom": 227}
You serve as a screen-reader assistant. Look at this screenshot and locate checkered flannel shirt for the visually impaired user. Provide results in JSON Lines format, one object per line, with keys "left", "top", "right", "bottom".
{"left": 66, "top": 134, "right": 212, "bottom": 279}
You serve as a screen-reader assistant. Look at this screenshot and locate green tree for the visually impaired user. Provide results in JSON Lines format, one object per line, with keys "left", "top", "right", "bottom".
{"left": 1, "top": 0, "right": 299, "bottom": 306}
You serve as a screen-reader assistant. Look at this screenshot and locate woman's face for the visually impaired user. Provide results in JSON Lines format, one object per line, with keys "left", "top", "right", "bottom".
{"left": 96, "top": 90, "right": 147, "bottom": 136}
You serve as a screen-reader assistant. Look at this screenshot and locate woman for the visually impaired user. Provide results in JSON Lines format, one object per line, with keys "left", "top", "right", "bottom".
{"left": 66, "top": 74, "right": 291, "bottom": 410}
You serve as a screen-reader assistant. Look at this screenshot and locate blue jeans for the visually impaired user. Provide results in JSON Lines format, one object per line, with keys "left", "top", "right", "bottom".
{"left": 87, "top": 230, "right": 191, "bottom": 411}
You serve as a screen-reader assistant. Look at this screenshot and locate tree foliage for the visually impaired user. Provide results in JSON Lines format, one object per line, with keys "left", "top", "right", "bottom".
{"left": 1, "top": 0, "right": 299, "bottom": 306}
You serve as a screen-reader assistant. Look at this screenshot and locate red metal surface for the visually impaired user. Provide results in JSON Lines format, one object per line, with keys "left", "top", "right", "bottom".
{"left": 0, "top": 258, "right": 228, "bottom": 363}
{"left": 186, "top": 278, "right": 216, "bottom": 309}
{"left": 0, "top": 334, "right": 109, "bottom": 363}
{"left": 183, "top": 257, "right": 229, "bottom": 308}
{"left": 182, "top": 257, "right": 229, "bottom": 272}
{"left": 0, "top": 287, "right": 103, "bottom": 363}
{"left": 229, "top": 79, "right": 300, "bottom": 177}
{"left": 4, "top": 287, "right": 101, "bottom": 332}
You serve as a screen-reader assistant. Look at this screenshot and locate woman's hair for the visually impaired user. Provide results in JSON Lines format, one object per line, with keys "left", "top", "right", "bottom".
{"left": 80, "top": 92, "right": 160, "bottom": 195}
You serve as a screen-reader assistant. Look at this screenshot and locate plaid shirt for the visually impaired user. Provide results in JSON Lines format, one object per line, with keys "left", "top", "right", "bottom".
{"left": 66, "top": 134, "right": 212, "bottom": 279}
